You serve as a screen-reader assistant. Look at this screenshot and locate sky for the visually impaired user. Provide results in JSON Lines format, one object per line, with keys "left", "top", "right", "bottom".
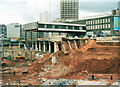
{"left": 0, "top": 0, "right": 119, "bottom": 24}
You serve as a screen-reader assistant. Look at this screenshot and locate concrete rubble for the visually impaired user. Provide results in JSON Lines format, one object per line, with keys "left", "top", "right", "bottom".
{"left": 1, "top": 39, "right": 120, "bottom": 86}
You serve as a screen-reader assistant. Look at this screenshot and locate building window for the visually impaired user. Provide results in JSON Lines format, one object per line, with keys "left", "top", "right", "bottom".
{"left": 79, "top": 27, "right": 83, "bottom": 30}
{"left": 68, "top": 26, "right": 73, "bottom": 29}
{"left": 91, "top": 21, "right": 92, "bottom": 25}
{"left": 108, "top": 24, "right": 110, "bottom": 28}
{"left": 88, "top": 26, "right": 90, "bottom": 30}
{"left": 86, "top": 21, "right": 87, "bottom": 25}
{"left": 39, "top": 24, "right": 45, "bottom": 28}
{"left": 108, "top": 18, "right": 110, "bottom": 23}
{"left": 100, "top": 19, "right": 102, "bottom": 23}
{"left": 46, "top": 24, "right": 52, "bottom": 28}
{"left": 103, "top": 24, "right": 105, "bottom": 29}
{"left": 93, "top": 25, "right": 94, "bottom": 29}
{"left": 74, "top": 26, "right": 79, "bottom": 30}
{"left": 93, "top": 20, "right": 95, "bottom": 24}
{"left": 106, "top": 24, "right": 108, "bottom": 28}
{"left": 98, "top": 20, "right": 99, "bottom": 24}
{"left": 101, "top": 25, "right": 102, "bottom": 29}
{"left": 103, "top": 19, "right": 105, "bottom": 23}
{"left": 98, "top": 25, "right": 99, "bottom": 29}
{"left": 95, "top": 20, "right": 97, "bottom": 24}
{"left": 106, "top": 19, "right": 108, "bottom": 23}
{"left": 89, "top": 21, "right": 90, "bottom": 25}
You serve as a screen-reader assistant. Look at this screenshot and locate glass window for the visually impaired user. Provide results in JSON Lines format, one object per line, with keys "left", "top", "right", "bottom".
{"left": 88, "top": 21, "right": 90, "bottom": 25}
{"left": 46, "top": 24, "right": 52, "bottom": 28}
{"left": 39, "top": 24, "right": 45, "bottom": 28}
{"left": 100, "top": 19, "right": 102, "bottom": 23}
{"left": 103, "top": 19, "right": 105, "bottom": 23}
{"left": 93, "top": 20, "right": 95, "bottom": 24}
{"left": 98, "top": 25, "right": 99, "bottom": 29}
{"left": 79, "top": 27, "right": 83, "bottom": 30}
{"left": 103, "top": 24, "right": 105, "bottom": 28}
{"left": 101, "top": 25, "right": 102, "bottom": 29}
{"left": 106, "top": 19, "right": 108, "bottom": 23}
{"left": 74, "top": 26, "right": 79, "bottom": 30}
{"left": 108, "top": 24, "right": 110, "bottom": 28}
{"left": 98, "top": 20, "right": 99, "bottom": 24}
{"left": 93, "top": 25, "right": 94, "bottom": 29}
{"left": 95, "top": 20, "right": 97, "bottom": 24}
{"left": 68, "top": 26, "right": 73, "bottom": 29}
{"left": 106, "top": 24, "right": 108, "bottom": 28}
{"left": 108, "top": 18, "right": 110, "bottom": 23}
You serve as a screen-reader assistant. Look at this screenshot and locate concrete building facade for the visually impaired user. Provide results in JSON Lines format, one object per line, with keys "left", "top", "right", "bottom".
{"left": 65, "top": 9, "right": 120, "bottom": 37}
{"left": 0, "top": 25, "right": 7, "bottom": 38}
{"left": 60, "top": 0, "right": 79, "bottom": 20}
{"left": 7, "top": 23, "right": 22, "bottom": 38}
{"left": 23, "top": 22, "right": 86, "bottom": 53}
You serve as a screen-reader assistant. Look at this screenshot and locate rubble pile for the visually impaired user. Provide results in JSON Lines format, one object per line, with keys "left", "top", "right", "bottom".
{"left": 2, "top": 40, "right": 119, "bottom": 85}
{"left": 28, "top": 54, "right": 51, "bottom": 73}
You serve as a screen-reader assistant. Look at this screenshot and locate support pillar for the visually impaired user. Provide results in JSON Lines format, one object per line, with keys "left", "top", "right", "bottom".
{"left": 43, "top": 41, "right": 46, "bottom": 52}
{"left": 54, "top": 42, "right": 57, "bottom": 53}
{"left": 49, "top": 41, "right": 51, "bottom": 53}
{"left": 62, "top": 44, "right": 66, "bottom": 51}
{"left": 35, "top": 42, "right": 38, "bottom": 51}
{"left": 68, "top": 41, "right": 72, "bottom": 49}
{"left": 80, "top": 40, "right": 83, "bottom": 46}
{"left": 74, "top": 40, "right": 78, "bottom": 49}
{"left": 32, "top": 42, "right": 34, "bottom": 49}
{"left": 19, "top": 41, "right": 20, "bottom": 49}
{"left": 54, "top": 42, "right": 59, "bottom": 53}
{"left": 39, "top": 42, "right": 41, "bottom": 51}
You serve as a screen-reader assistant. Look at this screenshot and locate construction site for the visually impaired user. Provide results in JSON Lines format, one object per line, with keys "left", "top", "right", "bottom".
{"left": 1, "top": 35, "right": 120, "bottom": 86}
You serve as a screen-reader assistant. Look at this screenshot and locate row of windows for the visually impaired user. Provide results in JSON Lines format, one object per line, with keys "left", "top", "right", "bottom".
{"left": 38, "top": 24, "right": 83, "bottom": 30}
{"left": 86, "top": 18, "right": 111, "bottom": 25}
{"left": 86, "top": 24, "right": 111, "bottom": 30}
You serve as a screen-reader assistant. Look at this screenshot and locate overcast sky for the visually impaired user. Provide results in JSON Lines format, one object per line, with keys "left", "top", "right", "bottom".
{"left": 0, "top": 0, "right": 119, "bottom": 24}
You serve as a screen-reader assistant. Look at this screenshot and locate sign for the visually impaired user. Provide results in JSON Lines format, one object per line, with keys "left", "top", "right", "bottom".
{"left": 10, "top": 38, "right": 19, "bottom": 42}
{"left": 114, "top": 17, "right": 120, "bottom": 30}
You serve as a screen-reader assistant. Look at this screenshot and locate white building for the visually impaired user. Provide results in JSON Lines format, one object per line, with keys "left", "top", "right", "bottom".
{"left": 7, "top": 23, "right": 21, "bottom": 38}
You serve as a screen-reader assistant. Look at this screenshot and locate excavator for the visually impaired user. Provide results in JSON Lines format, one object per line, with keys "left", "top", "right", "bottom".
{"left": 16, "top": 51, "right": 25, "bottom": 59}
{"left": 16, "top": 51, "right": 29, "bottom": 61}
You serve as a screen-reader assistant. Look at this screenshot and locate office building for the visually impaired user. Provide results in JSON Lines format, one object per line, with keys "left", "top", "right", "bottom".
{"left": 118, "top": 1, "right": 120, "bottom": 9}
{"left": 60, "top": 0, "right": 79, "bottom": 20}
{"left": 66, "top": 9, "right": 120, "bottom": 36}
{"left": 7, "top": 23, "right": 22, "bottom": 38}
{"left": 0, "top": 25, "right": 7, "bottom": 38}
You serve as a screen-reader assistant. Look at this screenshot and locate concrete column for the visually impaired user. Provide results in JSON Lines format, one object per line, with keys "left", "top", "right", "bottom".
{"left": 49, "top": 41, "right": 51, "bottom": 53}
{"left": 43, "top": 41, "right": 46, "bottom": 52}
{"left": 80, "top": 40, "right": 82, "bottom": 46}
{"left": 39, "top": 42, "right": 41, "bottom": 51}
{"left": 32, "top": 42, "right": 34, "bottom": 49}
{"left": 19, "top": 41, "right": 20, "bottom": 49}
{"left": 68, "top": 41, "right": 72, "bottom": 49}
{"left": 35, "top": 42, "right": 38, "bottom": 51}
{"left": 54, "top": 42, "right": 58, "bottom": 53}
{"left": 74, "top": 40, "right": 78, "bottom": 49}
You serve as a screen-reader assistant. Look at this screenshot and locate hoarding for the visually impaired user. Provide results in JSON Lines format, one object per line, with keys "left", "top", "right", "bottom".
{"left": 10, "top": 38, "right": 19, "bottom": 42}
{"left": 114, "top": 17, "right": 120, "bottom": 30}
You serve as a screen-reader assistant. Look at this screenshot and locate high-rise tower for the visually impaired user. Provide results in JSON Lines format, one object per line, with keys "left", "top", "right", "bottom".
{"left": 60, "top": 0, "right": 79, "bottom": 20}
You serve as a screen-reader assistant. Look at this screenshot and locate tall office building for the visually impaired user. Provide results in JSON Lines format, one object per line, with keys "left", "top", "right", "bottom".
{"left": 60, "top": 0, "right": 79, "bottom": 20}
